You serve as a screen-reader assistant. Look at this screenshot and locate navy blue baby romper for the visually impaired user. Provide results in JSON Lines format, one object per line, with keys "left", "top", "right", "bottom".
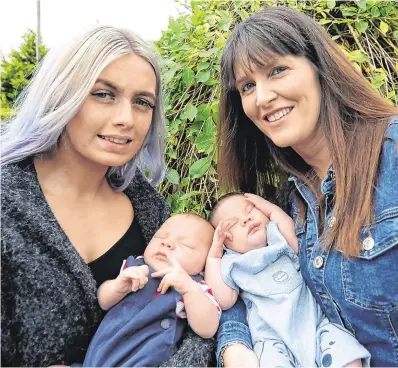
{"left": 84, "top": 256, "right": 202, "bottom": 367}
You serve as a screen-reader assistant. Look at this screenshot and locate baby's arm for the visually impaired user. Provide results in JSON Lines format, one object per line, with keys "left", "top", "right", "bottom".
{"left": 151, "top": 256, "right": 220, "bottom": 339}
{"left": 97, "top": 263, "right": 149, "bottom": 311}
{"left": 244, "top": 193, "right": 298, "bottom": 253}
{"left": 181, "top": 280, "right": 221, "bottom": 338}
{"left": 205, "top": 221, "right": 239, "bottom": 310}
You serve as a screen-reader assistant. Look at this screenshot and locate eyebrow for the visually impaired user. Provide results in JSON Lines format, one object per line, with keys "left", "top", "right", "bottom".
{"left": 235, "top": 59, "right": 279, "bottom": 88}
{"left": 95, "top": 78, "right": 156, "bottom": 102}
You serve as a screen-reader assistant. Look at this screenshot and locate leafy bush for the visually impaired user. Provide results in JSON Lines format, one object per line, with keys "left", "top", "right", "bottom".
{"left": 156, "top": 0, "right": 398, "bottom": 216}
{"left": 1, "top": 29, "right": 47, "bottom": 121}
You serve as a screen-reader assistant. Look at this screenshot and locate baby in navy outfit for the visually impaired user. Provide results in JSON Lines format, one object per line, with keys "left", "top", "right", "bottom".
{"left": 84, "top": 213, "right": 221, "bottom": 367}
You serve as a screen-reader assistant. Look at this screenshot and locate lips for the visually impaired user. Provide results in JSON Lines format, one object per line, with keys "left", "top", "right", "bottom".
{"left": 98, "top": 135, "right": 132, "bottom": 145}
{"left": 248, "top": 223, "right": 261, "bottom": 234}
{"left": 155, "top": 251, "right": 168, "bottom": 259}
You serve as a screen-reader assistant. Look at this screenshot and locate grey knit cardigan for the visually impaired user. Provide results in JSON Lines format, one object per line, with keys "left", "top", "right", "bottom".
{"left": 1, "top": 159, "right": 215, "bottom": 367}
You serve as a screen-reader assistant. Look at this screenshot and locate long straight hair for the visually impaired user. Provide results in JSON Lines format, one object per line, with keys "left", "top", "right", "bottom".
{"left": 1, "top": 26, "right": 166, "bottom": 191}
{"left": 218, "top": 6, "right": 398, "bottom": 256}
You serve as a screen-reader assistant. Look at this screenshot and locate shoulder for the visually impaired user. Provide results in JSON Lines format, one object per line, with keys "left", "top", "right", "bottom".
{"left": 1, "top": 159, "right": 38, "bottom": 210}
{"left": 380, "top": 116, "right": 398, "bottom": 168}
{"left": 373, "top": 116, "right": 398, "bottom": 216}
{"left": 1, "top": 158, "right": 35, "bottom": 188}
{"left": 385, "top": 115, "right": 398, "bottom": 141}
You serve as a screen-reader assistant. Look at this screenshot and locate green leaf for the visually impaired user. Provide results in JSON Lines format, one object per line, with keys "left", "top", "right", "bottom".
{"left": 182, "top": 68, "right": 195, "bottom": 86}
{"left": 198, "top": 47, "right": 219, "bottom": 58}
{"left": 181, "top": 103, "right": 198, "bottom": 122}
{"left": 197, "top": 70, "right": 211, "bottom": 83}
{"left": 379, "top": 21, "right": 389, "bottom": 35}
{"left": 218, "top": 16, "right": 233, "bottom": 31}
{"left": 181, "top": 177, "right": 189, "bottom": 187}
{"left": 356, "top": 0, "right": 367, "bottom": 10}
{"left": 370, "top": 6, "right": 380, "bottom": 17}
{"left": 163, "top": 68, "right": 177, "bottom": 84}
{"left": 198, "top": 50, "right": 213, "bottom": 58}
{"left": 326, "top": 0, "right": 336, "bottom": 9}
{"left": 189, "top": 157, "right": 212, "bottom": 179}
{"left": 355, "top": 21, "right": 368, "bottom": 33}
{"left": 167, "top": 150, "right": 177, "bottom": 159}
{"left": 196, "top": 104, "right": 211, "bottom": 121}
{"left": 166, "top": 168, "right": 180, "bottom": 184}
{"left": 204, "top": 78, "right": 218, "bottom": 86}
{"left": 348, "top": 50, "right": 369, "bottom": 63}
{"left": 385, "top": 3, "right": 393, "bottom": 15}
{"left": 371, "top": 71, "right": 387, "bottom": 89}
{"left": 341, "top": 7, "right": 357, "bottom": 16}
{"left": 179, "top": 191, "right": 202, "bottom": 201}
{"left": 394, "top": 31, "right": 398, "bottom": 41}
{"left": 195, "top": 118, "right": 216, "bottom": 154}
{"left": 197, "top": 62, "right": 210, "bottom": 71}
{"left": 318, "top": 19, "right": 331, "bottom": 25}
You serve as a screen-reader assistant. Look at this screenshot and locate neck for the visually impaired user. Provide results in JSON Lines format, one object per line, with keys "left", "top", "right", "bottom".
{"left": 34, "top": 145, "right": 110, "bottom": 199}
{"left": 292, "top": 129, "right": 332, "bottom": 179}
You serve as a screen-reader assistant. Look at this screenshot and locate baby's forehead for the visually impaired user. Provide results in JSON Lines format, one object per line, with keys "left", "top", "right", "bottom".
{"left": 164, "top": 214, "right": 212, "bottom": 232}
{"left": 217, "top": 195, "right": 247, "bottom": 211}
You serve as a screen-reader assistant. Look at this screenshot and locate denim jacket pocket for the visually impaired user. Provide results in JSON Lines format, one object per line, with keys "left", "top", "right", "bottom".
{"left": 357, "top": 207, "right": 398, "bottom": 260}
{"left": 341, "top": 207, "right": 398, "bottom": 311}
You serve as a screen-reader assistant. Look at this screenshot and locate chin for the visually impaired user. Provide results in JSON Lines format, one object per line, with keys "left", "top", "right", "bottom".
{"left": 91, "top": 154, "right": 135, "bottom": 168}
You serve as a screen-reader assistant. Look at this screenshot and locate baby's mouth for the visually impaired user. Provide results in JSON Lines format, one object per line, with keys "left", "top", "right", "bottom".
{"left": 248, "top": 223, "right": 261, "bottom": 234}
{"left": 155, "top": 251, "right": 168, "bottom": 260}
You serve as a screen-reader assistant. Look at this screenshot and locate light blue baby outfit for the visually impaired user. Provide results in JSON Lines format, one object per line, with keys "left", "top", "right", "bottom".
{"left": 221, "top": 222, "right": 370, "bottom": 367}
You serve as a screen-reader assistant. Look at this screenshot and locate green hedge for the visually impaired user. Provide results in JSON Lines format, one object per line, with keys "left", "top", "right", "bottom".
{"left": 156, "top": 0, "right": 398, "bottom": 216}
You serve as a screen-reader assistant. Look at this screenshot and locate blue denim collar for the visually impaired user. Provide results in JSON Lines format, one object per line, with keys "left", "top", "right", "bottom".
{"left": 288, "top": 165, "right": 335, "bottom": 196}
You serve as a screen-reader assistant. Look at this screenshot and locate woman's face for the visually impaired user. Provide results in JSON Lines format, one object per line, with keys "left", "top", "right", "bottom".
{"left": 62, "top": 53, "right": 156, "bottom": 168}
{"left": 235, "top": 55, "right": 323, "bottom": 151}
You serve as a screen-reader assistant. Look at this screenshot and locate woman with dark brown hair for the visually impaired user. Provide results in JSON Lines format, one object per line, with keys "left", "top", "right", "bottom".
{"left": 215, "top": 6, "right": 398, "bottom": 367}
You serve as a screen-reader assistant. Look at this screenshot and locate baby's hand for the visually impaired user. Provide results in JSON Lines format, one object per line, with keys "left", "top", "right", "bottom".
{"left": 208, "top": 220, "right": 236, "bottom": 259}
{"left": 151, "top": 256, "right": 196, "bottom": 295}
{"left": 115, "top": 264, "right": 149, "bottom": 294}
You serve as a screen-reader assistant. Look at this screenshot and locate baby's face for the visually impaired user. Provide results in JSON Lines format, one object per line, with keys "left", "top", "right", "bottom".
{"left": 211, "top": 195, "right": 269, "bottom": 253}
{"left": 144, "top": 214, "right": 214, "bottom": 275}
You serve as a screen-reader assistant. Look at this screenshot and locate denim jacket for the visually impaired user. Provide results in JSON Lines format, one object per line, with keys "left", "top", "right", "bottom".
{"left": 287, "top": 118, "right": 398, "bottom": 367}
{"left": 217, "top": 117, "right": 398, "bottom": 367}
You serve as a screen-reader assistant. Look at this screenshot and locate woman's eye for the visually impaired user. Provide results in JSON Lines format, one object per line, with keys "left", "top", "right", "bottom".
{"left": 242, "top": 82, "right": 255, "bottom": 93}
{"left": 92, "top": 91, "right": 114, "bottom": 100}
{"left": 270, "top": 66, "right": 287, "bottom": 76}
{"left": 134, "top": 98, "right": 155, "bottom": 109}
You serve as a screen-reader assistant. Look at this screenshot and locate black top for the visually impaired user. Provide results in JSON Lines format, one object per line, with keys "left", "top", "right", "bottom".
{"left": 88, "top": 217, "right": 146, "bottom": 287}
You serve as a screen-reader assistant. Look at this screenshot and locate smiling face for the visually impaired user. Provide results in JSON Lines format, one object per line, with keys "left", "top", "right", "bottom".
{"left": 235, "top": 55, "right": 323, "bottom": 152}
{"left": 211, "top": 194, "right": 270, "bottom": 253}
{"left": 60, "top": 52, "right": 156, "bottom": 168}
{"left": 144, "top": 214, "right": 214, "bottom": 275}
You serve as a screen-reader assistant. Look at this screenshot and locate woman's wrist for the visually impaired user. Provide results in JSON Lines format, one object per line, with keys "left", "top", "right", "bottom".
{"left": 221, "top": 343, "right": 258, "bottom": 367}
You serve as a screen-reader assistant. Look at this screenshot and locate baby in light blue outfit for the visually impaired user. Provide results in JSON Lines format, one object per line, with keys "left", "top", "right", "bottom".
{"left": 205, "top": 193, "right": 370, "bottom": 367}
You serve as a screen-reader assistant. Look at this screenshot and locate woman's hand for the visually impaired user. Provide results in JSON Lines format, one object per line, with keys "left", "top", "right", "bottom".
{"left": 222, "top": 343, "right": 259, "bottom": 368}
{"left": 244, "top": 193, "right": 298, "bottom": 253}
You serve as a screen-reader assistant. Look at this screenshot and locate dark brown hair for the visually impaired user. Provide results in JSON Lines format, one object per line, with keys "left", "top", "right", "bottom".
{"left": 217, "top": 6, "right": 397, "bottom": 256}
